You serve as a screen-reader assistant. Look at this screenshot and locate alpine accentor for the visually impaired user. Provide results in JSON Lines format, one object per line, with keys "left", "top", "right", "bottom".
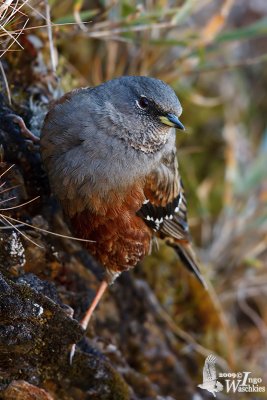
{"left": 40, "top": 76, "right": 206, "bottom": 354}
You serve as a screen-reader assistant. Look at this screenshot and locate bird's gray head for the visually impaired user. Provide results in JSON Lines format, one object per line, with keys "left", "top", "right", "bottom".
{"left": 91, "top": 76, "right": 184, "bottom": 153}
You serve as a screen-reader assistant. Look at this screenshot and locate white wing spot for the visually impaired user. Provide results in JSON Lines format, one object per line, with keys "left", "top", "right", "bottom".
{"left": 175, "top": 195, "right": 183, "bottom": 213}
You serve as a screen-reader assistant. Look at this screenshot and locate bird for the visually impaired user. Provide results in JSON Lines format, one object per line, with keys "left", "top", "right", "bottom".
{"left": 198, "top": 355, "right": 223, "bottom": 397}
{"left": 40, "top": 76, "right": 206, "bottom": 358}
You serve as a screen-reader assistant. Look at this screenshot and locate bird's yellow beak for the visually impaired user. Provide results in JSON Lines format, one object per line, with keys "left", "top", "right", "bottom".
{"left": 159, "top": 114, "right": 185, "bottom": 130}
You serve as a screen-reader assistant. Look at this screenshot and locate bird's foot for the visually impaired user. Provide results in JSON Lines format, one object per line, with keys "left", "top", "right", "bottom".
{"left": 7, "top": 114, "right": 40, "bottom": 144}
{"left": 68, "top": 280, "right": 109, "bottom": 365}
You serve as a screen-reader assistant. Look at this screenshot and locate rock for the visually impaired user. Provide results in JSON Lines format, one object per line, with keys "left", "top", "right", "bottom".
{"left": 2, "top": 380, "right": 54, "bottom": 400}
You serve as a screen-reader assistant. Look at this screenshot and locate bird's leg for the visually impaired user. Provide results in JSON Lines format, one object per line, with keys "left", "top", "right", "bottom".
{"left": 80, "top": 279, "right": 109, "bottom": 330}
{"left": 69, "top": 280, "right": 108, "bottom": 364}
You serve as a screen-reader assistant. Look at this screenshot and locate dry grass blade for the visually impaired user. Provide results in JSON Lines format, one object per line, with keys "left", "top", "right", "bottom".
{"left": 0, "top": 165, "right": 94, "bottom": 247}
{"left": 0, "top": 0, "right": 29, "bottom": 58}
{"left": 0, "top": 0, "right": 15, "bottom": 20}
{"left": 0, "top": 164, "right": 14, "bottom": 179}
{"left": 1, "top": 21, "right": 24, "bottom": 49}
{"left": 45, "top": 0, "right": 57, "bottom": 74}
{"left": 2, "top": 0, "right": 28, "bottom": 24}
{"left": 1, "top": 214, "right": 96, "bottom": 243}
{"left": 0, "top": 195, "right": 40, "bottom": 210}
{"left": 0, "top": 219, "right": 24, "bottom": 229}
{"left": 1, "top": 214, "right": 44, "bottom": 248}
{"left": 0, "top": 184, "right": 20, "bottom": 194}
{"left": 5, "top": 21, "right": 92, "bottom": 36}
{"left": 0, "top": 195, "right": 16, "bottom": 205}
{"left": 86, "top": 21, "right": 177, "bottom": 38}
{"left": 24, "top": 0, "right": 47, "bottom": 22}
{"left": 0, "top": 16, "right": 29, "bottom": 58}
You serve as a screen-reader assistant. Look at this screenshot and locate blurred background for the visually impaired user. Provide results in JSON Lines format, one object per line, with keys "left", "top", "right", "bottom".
{"left": 1, "top": 0, "right": 267, "bottom": 399}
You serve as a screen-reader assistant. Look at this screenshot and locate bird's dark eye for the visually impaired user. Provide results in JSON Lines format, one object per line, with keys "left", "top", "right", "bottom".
{"left": 137, "top": 96, "right": 149, "bottom": 109}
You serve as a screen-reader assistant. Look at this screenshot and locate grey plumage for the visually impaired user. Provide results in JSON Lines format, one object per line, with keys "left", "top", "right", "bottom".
{"left": 41, "top": 76, "right": 205, "bottom": 286}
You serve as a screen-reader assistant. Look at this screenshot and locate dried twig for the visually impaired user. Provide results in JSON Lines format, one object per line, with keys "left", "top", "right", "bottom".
{"left": 0, "top": 0, "right": 14, "bottom": 20}
{"left": 0, "top": 195, "right": 40, "bottom": 211}
{"left": 0, "top": 164, "right": 14, "bottom": 179}
{"left": 1, "top": 214, "right": 44, "bottom": 248}
{"left": 45, "top": 0, "right": 57, "bottom": 74}
{"left": 1, "top": 214, "right": 96, "bottom": 243}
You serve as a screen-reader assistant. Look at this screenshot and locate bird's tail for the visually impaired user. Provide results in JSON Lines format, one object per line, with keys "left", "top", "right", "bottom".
{"left": 167, "top": 240, "right": 208, "bottom": 289}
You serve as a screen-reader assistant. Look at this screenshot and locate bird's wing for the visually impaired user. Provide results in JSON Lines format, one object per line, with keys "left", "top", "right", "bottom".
{"left": 216, "top": 381, "right": 224, "bottom": 391}
{"left": 137, "top": 150, "right": 206, "bottom": 287}
{"left": 202, "top": 355, "right": 217, "bottom": 383}
{"left": 137, "top": 150, "right": 188, "bottom": 237}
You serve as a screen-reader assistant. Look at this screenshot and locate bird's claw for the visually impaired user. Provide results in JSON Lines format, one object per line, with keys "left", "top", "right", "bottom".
{"left": 7, "top": 114, "right": 40, "bottom": 143}
{"left": 69, "top": 343, "right": 76, "bottom": 365}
